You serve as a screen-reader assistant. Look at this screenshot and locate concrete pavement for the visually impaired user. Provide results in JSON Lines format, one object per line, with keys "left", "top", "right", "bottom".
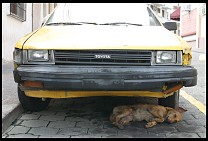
{"left": 2, "top": 61, "right": 24, "bottom": 133}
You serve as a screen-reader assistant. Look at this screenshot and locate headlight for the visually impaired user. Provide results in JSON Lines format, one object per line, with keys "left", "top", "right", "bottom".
{"left": 13, "top": 48, "right": 22, "bottom": 64}
{"left": 152, "top": 51, "right": 182, "bottom": 65}
{"left": 28, "top": 50, "right": 49, "bottom": 62}
{"left": 156, "top": 51, "right": 176, "bottom": 64}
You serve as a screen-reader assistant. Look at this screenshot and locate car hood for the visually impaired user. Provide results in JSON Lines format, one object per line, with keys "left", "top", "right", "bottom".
{"left": 18, "top": 25, "right": 183, "bottom": 50}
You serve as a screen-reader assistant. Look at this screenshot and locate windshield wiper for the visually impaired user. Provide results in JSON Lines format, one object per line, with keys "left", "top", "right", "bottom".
{"left": 46, "top": 22, "right": 142, "bottom": 26}
{"left": 100, "top": 22, "right": 142, "bottom": 26}
{"left": 46, "top": 22, "right": 82, "bottom": 25}
{"left": 75, "top": 22, "right": 98, "bottom": 25}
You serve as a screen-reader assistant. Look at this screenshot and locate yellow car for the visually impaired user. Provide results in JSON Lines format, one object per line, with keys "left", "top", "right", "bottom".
{"left": 13, "top": 4, "right": 197, "bottom": 111}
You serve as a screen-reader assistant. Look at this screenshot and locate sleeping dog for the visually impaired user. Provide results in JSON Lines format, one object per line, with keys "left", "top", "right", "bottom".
{"left": 110, "top": 104, "right": 187, "bottom": 129}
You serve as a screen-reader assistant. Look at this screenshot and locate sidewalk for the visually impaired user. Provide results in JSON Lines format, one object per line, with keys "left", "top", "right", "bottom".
{"left": 2, "top": 61, "right": 24, "bottom": 133}
{"left": 191, "top": 47, "right": 206, "bottom": 61}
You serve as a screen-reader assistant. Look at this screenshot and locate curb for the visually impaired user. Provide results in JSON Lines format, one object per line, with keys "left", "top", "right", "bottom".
{"left": 2, "top": 103, "right": 24, "bottom": 134}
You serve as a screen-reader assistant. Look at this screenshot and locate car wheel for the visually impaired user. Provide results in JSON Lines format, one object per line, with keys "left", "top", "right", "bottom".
{"left": 158, "top": 90, "right": 179, "bottom": 109}
{"left": 18, "top": 85, "right": 51, "bottom": 112}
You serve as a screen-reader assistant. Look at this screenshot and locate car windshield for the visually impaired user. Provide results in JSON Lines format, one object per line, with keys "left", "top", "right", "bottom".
{"left": 45, "top": 3, "right": 162, "bottom": 26}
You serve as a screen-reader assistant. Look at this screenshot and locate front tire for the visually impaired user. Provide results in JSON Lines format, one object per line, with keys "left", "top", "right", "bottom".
{"left": 18, "top": 85, "right": 51, "bottom": 112}
{"left": 158, "top": 90, "right": 179, "bottom": 109}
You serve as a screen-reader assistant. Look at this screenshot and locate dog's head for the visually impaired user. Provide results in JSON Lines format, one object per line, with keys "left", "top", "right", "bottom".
{"left": 165, "top": 107, "right": 187, "bottom": 123}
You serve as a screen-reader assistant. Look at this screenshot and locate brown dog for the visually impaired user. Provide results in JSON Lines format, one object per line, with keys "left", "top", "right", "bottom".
{"left": 110, "top": 104, "right": 187, "bottom": 129}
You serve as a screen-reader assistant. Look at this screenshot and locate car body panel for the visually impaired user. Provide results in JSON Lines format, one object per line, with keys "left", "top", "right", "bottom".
{"left": 15, "top": 29, "right": 39, "bottom": 49}
{"left": 17, "top": 26, "right": 183, "bottom": 50}
{"left": 25, "top": 90, "right": 174, "bottom": 98}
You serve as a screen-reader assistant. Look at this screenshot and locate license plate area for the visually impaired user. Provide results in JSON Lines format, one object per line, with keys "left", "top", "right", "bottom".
{"left": 82, "top": 79, "right": 124, "bottom": 89}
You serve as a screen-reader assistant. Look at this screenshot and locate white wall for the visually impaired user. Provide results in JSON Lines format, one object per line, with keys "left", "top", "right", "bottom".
{"left": 32, "top": 3, "right": 43, "bottom": 31}
{"left": 2, "top": 3, "right": 32, "bottom": 61}
{"left": 182, "top": 34, "right": 197, "bottom": 41}
{"left": 180, "top": 3, "right": 199, "bottom": 16}
{"left": 200, "top": 16, "right": 206, "bottom": 38}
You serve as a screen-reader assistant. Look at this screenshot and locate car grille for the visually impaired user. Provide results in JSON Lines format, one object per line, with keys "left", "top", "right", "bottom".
{"left": 54, "top": 50, "right": 152, "bottom": 66}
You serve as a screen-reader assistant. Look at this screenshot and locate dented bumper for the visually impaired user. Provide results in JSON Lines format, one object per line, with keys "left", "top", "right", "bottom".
{"left": 14, "top": 65, "right": 197, "bottom": 91}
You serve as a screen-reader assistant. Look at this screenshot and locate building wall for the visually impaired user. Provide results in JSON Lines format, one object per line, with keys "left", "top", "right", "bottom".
{"left": 199, "top": 15, "right": 205, "bottom": 50}
{"left": 200, "top": 16, "right": 206, "bottom": 38}
{"left": 32, "top": 3, "right": 43, "bottom": 31}
{"left": 149, "top": 3, "right": 171, "bottom": 23}
{"left": 2, "top": 3, "right": 33, "bottom": 61}
{"left": 181, "top": 8, "right": 197, "bottom": 37}
{"left": 180, "top": 3, "right": 206, "bottom": 51}
{"left": 198, "top": 3, "right": 206, "bottom": 51}
{"left": 30, "top": 3, "right": 57, "bottom": 31}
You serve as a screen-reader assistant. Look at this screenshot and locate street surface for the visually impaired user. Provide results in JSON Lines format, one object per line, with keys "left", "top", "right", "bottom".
{"left": 2, "top": 52, "right": 206, "bottom": 138}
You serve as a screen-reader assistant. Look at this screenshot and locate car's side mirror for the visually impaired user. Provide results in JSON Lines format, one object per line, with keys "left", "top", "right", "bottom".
{"left": 163, "top": 22, "right": 177, "bottom": 31}
{"left": 41, "top": 14, "right": 50, "bottom": 27}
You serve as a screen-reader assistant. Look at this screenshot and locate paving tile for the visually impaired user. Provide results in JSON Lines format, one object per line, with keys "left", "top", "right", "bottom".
{"left": 102, "top": 128, "right": 118, "bottom": 135}
{"left": 29, "top": 127, "right": 59, "bottom": 136}
{"left": 118, "top": 129, "right": 148, "bottom": 138}
{"left": 141, "top": 133, "right": 167, "bottom": 138}
{"left": 7, "top": 133, "right": 39, "bottom": 138}
{"left": 48, "top": 121, "right": 76, "bottom": 128}
{"left": 20, "top": 114, "right": 40, "bottom": 120}
{"left": 87, "top": 127, "right": 105, "bottom": 135}
{"left": 147, "top": 125, "right": 177, "bottom": 133}
{"left": 8, "top": 126, "right": 30, "bottom": 135}
{"left": 47, "top": 106, "right": 69, "bottom": 112}
{"left": 102, "top": 134, "right": 133, "bottom": 138}
{"left": 39, "top": 135, "right": 70, "bottom": 138}
{"left": 166, "top": 132, "right": 200, "bottom": 138}
{"left": 103, "top": 121, "right": 118, "bottom": 129}
{"left": 33, "top": 110, "right": 56, "bottom": 116}
{"left": 176, "top": 125, "right": 206, "bottom": 133}
{"left": 192, "top": 114, "right": 206, "bottom": 120}
{"left": 3, "top": 125, "right": 15, "bottom": 134}
{"left": 118, "top": 127, "right": 148, "bottom": 135}
{"left": 39, "top": 115, "right": 65, "bottom": 121}
{"left": 71, "top": 134, "right": 102, "bottom": 138}
{"left": 182, "top": 114, "right": 197, "bottom": 120}
{"left": 197, "top": 133, "right": 206, "bottom": 138}
{"left": 79, "top": 111, "right": 93, "bottom": 117}
{"left": 185, "top": 119, "right": 206, "bottom": 126}
{"left": 65, "top": 117, "right": 89, "bottom": 122}
{"left": 55, "top": 112, "right": 67, "bottom": 116}
{"left": 75, "top": 121, "right": 103, "bottom": 128}
{"left": 168, "top": 121, "right": 188, "bottom": 127}
{"left": 57, "top": 128, "right": 87, "bottom": 136}
{"left": 20, "top": 120, "right": 49, "bottom": 128}
{"left": 88, "top": 127, "right": 117, "bottom": 135}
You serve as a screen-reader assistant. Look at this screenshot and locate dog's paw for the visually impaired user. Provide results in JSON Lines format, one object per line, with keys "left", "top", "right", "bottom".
{"left": 145, "top": 121, "right": 157, "bottom": 128}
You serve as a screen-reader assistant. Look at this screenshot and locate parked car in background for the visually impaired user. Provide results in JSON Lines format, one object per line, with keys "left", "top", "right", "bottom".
{"left": 13, "top": 3, "right": 197, "bottom": 111}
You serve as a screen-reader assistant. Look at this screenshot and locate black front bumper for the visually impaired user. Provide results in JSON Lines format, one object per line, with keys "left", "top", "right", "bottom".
{"left": 14, "top": 65, "right": 197, "bottom": 91}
